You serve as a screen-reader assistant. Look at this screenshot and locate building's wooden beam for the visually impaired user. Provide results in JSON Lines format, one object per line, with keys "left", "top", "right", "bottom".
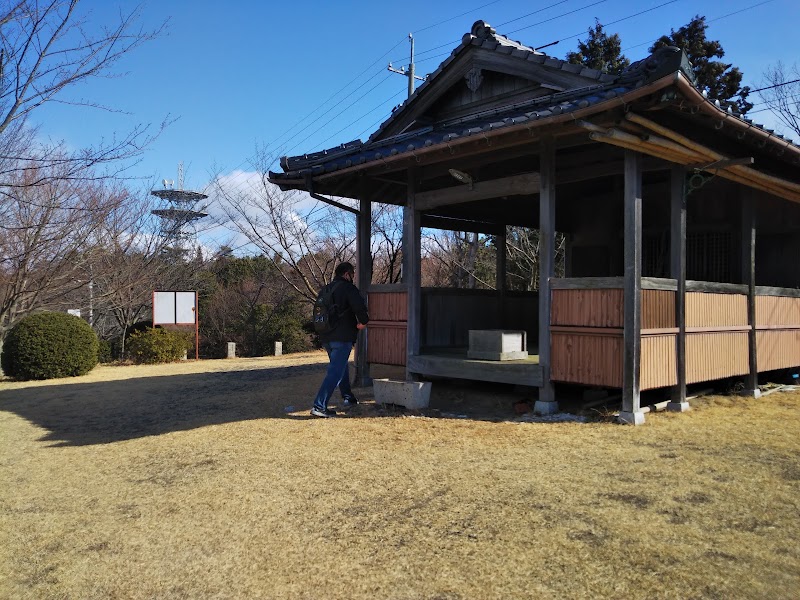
{"left": 534, "top": 137, "right": 558, "bottom": 414}
{"left": 404, "top": 167, "right": 422, "bottom": 381}
{"left": 668, "top": 165, "right": 689, "bottom": 412}
{"left": 496, "top": 231, "right": 507, "bottom": 328}
{"left": 741, "top": 189, "right": 760, "bottom": 396}
{"left": 354, "top": 183, "right": 373, "bottom": 387}
{"left": 414, "top": 172, "right": 540, "bottom": 211}
{"left": 620, "top": 150, "right": 644, "bottom": 425}
{"left": 420, "top": 214, "right": 505, "bottom": 235}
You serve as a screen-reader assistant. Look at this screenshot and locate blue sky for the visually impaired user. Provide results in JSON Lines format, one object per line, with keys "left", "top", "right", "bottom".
{"left": 32, "top": 0, "right": 800, "bottom": 194}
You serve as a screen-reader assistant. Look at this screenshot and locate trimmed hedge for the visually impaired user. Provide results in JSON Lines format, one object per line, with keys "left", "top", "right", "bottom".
{"left": 126, "top": 328, "right": 192, "bottom": 364}
{"left": 1, "top": 312, "right": 99, "bottom": 380}
{"left": 97, "top": 339, "right": 113, "bottom": 363}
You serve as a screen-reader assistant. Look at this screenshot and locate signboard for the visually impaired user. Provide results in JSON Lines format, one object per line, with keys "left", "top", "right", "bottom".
{"left": 153, "top": 291, "right": 197, "bottom": 325}
{"left": 153, "top": 291, "right": 199, "bottom": 360}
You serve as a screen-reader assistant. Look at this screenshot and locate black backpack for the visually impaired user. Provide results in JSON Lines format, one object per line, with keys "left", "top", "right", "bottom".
{"left": 313, "top": 281, "right": 344, "bottom": 334}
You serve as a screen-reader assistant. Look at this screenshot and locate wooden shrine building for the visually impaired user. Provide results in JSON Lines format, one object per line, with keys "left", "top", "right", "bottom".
{"left": 269, "top": 20, "right": 800, "bottom": 424}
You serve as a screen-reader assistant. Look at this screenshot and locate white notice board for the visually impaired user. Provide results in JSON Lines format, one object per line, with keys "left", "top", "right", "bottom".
{"left": 153, "top": 291, "right": 197, "bottom": 325}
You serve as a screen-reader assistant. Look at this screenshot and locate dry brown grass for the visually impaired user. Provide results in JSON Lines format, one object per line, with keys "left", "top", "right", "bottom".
{"left": 1, "top": 353, "right": 799, "bottom": 599}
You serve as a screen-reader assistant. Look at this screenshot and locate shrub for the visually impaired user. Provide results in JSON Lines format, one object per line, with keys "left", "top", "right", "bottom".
{"left": 1, "top": 312, "right": 99, "bottom": 380}
{"left": 97, "top": 339, "right": 113, "bottom": 363}
{"left": 126, "top": 327, "right": 192, "bottom": 364}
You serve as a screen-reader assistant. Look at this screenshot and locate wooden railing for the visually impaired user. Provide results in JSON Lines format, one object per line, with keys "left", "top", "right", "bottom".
{"left": 550, "top": 277, "right": 800, "bottom": 390}
{"left": 366, "top": 286, "right": 539, "bottom": 366}
{"left": 366, "top": 285, "right": 408, "bottom": 366}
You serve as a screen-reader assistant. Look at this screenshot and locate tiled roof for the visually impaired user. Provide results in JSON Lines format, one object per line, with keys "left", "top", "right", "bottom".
{"left": 270, "top": 21, "right": 798, "bottom": 184}
{"left": 365, "top": 20, "right": 615, "bottom": 145}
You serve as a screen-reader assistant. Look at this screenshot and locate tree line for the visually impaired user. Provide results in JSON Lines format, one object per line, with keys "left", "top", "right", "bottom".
{"left": 2, "top": 3, "right": 797, "bottom": 361}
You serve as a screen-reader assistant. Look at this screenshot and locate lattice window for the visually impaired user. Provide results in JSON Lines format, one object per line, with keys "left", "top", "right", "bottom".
{"left": 643, "top": 230, "right": 733, "bottom": 283}
{"left": 687, "top": 231, "right": 732, "bottom": 283}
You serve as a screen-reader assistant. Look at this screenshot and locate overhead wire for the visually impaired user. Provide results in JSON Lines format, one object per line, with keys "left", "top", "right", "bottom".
{"left": 207, "top": 0, "right": 794, "bottom": 256}
{"left": 621, "top": 0, "right": 777, "bottom": 53}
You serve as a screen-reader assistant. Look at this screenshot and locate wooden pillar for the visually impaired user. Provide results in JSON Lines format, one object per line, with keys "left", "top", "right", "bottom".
{"left": 354, "top": 184, "right": 373, "bottom": 386}
{"left": 534, "top": 137, "right": 558, "bottom": 414}
{"left": 741, "top": 189, "right": 760, "bottom": 396}
{"left": 404, "top": 167, "right": 421, "bottom": 381}
{"left": 496, "top": 230, "right": 506, "bottom": 328}
{"left": 620, "top": 150, "right": 644, "bottom": 425}
{"left": 668, "top": 165, "right": 690, "bottom": 412}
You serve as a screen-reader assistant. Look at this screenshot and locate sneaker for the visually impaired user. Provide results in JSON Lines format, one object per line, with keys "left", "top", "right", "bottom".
{"left": 342, "top": 396, "right": 359, "bottom": 406}
{"left": 311, "top": 406, "right": 337, "bottom": 418}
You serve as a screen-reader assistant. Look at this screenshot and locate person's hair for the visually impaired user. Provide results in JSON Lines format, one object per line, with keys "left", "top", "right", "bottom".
{"left": 335, "top": 262, "right": 355, "bottom": 277}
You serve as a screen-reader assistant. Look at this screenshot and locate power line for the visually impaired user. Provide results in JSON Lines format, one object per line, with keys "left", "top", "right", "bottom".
{"left": 283, "top": 74, "right": 395, "bottom": 157}
{"left": 312, "top": 88, "right": 406, "bottom": 152}
{"left": 622, "top": 0, "right": 777, "bottom": 52}
{"left": 750, "top": 78, "right": 800, "bottom": 94}
{"left": 505, "top": 0, "right": 611, "bottom": 36}
{"left": 538, "top": 0, "right": 680, "bottom": 53}
{"left": 416, "top": 0, "right": 507, "bottom": 34}
{"left": 207, "top": 0, "right": 792, "bottom": 244}
{"left": 397, "top": 0, "right": 574, "bottom": 64}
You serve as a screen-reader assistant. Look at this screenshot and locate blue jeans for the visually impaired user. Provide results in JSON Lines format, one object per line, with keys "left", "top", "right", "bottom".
{"left": 313, "top": 342, "right": 354, "bottom": 410}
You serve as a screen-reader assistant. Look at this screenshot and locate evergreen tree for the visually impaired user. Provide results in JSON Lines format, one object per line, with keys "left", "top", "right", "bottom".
{"left": 566, "top": 19, "right": 630, "bottom": 74}
{"left": 650, "top": 15, "right": 752, "bottom": 114}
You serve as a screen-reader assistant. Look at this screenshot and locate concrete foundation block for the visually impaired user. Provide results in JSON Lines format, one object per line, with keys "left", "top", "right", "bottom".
{"left": 373, "top": 379, "right": 432, "bottom": 410}
{"left": 618, "top": 411, "right": 646, "bottom": 425}
{"left": 227, "top": 342, "right": 236, "bottom": 359}
{"left": 534, "top": 400, "right": 559, "bottom": 415}
{"left": 666, "top": 401, "right": 691, "bottom": 412}
{"left": 467, "top": 329, "right": 527, "bottom": 361}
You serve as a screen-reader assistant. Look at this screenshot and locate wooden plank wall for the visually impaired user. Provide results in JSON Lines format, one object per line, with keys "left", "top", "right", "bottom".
{"left": 422, "top": 290, "right": 499, "bottom": 348}
{"left": 756, "top": 295, "right": 800, "bottom": 372}
{"left": 551, "top": 287, "right": 757, "bottom": 389}
{"left": 551, "top": 330, "right": 623, "bottom": 387}
{"left": 686, "top": 292, "right": 747, "bottom": 328}
{"left": 551, "top": 289, "right": 623, "bottom": 327}
{"left": 366, "top": 288, "right": 540, "bottom": 365}
{"left": 421, "top": 289, "right": 538, "bottom": 349}
{"left": 366, "top": 290, "right": 407, "bottom": 366}
{"left": 550, "top": 288, "right": 624, "bottom": 386}
{"left": 684, "top": 292, "right": 750, "bottom": 383}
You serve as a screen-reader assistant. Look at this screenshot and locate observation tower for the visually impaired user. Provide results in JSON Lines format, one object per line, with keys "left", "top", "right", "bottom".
{"left": 150, "top": 163, "right": 208, "bottom": 257}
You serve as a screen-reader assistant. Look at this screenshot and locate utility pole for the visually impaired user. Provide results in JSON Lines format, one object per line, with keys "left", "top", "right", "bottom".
{"left": 388, "top": 33, "right": 425, "bottom": 98}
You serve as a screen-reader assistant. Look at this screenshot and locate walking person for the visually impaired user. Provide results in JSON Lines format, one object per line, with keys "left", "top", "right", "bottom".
{"left": 311, "top": 262, "right": 369, "bottom": 418}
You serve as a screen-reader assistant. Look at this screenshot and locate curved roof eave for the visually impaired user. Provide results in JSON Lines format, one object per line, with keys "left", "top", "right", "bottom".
{"left": 268, "top": 72, "right": 681, "bottom": 187}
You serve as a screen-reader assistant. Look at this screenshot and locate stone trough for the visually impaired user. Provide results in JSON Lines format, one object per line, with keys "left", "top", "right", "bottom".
{"left": 373, "top": 379, "right": 432, "bottom": 410}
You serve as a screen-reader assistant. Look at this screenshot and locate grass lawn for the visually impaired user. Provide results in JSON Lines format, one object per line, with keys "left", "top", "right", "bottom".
{"left": 1, "top": 352, "right": 799, "bottom": 599}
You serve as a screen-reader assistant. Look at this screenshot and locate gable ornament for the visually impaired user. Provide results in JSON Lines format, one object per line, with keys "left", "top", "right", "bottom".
{"left": 465, "top": 67, "right": 483, "bottom": 93}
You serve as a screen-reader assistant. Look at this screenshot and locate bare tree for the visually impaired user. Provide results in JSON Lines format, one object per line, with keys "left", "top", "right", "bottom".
{"left": 758, "top": 62, "right": 800, "bottom": 139}
{"left": 0, "top": 1, "right": 167, "bottom": 347}
{"left": 0, "top": 164, "right": 127, "bottom": 338}
{"left": 422, "top": 229, "right": 496, "bottom": 289}
{"left": 86, "top": 188, "right": 207, "bottom": 357}
{"left": 371, "top": 203, "right": 403, "bottom": 284}
{"left": 505, "top": 227, "right": 566, "bottom": 291}
{"left": 0, "top": 1, "right": 166, "bottom": 183}
{"left": 211, "top": 154, "right": 357, "bottom": 302}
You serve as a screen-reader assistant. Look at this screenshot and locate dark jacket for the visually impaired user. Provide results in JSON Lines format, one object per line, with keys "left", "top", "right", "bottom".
{"left": 319, "top": 276, "right": 369, "bottom": 344}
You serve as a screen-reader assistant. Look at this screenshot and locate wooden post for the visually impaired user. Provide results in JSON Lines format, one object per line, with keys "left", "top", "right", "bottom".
{"left": 741, "top": 189, "right": 760, "bottom": 397}
{"left": 354, "top": 183, "right": 373, "bottom": 386}
{"left": 404, "top": 167, "right": 421, "bottom": 381}
{"left": 620, "top": 150, "right": 644, "bottom": 425}
{"left": 496, "top": 230, "right": 506, "bottom": 328}
{"left": 668, "top": 165, "right": 690, "bottom": 412}
{"left": 534, "top": 137, "right": 558, "bottom": 414}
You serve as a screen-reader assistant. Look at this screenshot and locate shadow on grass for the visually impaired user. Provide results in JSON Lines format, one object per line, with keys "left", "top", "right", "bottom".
{"left": 0, "top": 362, "right": 329, "bottom": 447}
